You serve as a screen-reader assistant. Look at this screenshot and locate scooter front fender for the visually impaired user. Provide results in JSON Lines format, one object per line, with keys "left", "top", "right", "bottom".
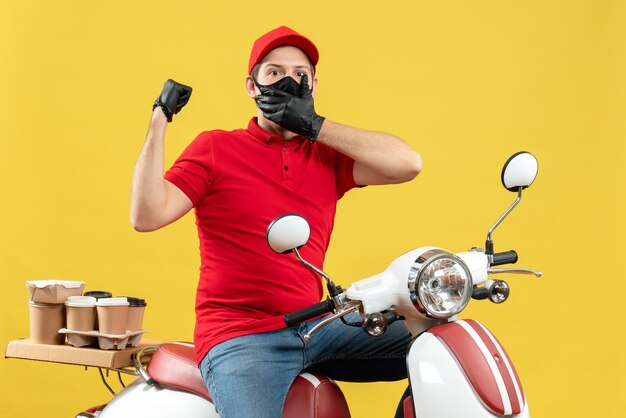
{"left": 97, "top": 378, "right": 218, "bottom": 418}
{"left": 407, "top": 319, "right": 529, "bottom": 418}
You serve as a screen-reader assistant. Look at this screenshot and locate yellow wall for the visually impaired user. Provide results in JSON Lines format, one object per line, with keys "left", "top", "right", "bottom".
{"left": 1, "top": 1, "right": 624, "bottom": 417}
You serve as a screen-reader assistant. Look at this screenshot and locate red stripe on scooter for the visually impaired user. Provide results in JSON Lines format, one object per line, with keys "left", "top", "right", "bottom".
{"left": 465, "top": 320, "right": 522, "bottom": 414}
{"left": 429, "top": 322, "right": 505, "bottom": 415}
{"left": 470, "top": 320, "right": 526, "bottom": 412}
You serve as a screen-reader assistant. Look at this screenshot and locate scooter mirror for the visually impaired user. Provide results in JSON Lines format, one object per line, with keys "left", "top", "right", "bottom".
{"left": 266, "top": 214, "right": 311, "bottom": 254}
{"left": 501, "top": 151, "right": 538, "bottom": 192}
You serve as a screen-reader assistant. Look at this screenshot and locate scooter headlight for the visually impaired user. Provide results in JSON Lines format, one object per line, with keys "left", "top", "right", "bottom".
{"left": 408, "top": 250, "right": 473, "bottom": 319}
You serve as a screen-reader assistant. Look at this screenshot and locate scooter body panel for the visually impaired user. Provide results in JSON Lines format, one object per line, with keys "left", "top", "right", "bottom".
{"left": 97, "top": 378, "right": 218, "bottom": 418}
{"left": 407, "top": 321, "right": 529, "bottom": 418}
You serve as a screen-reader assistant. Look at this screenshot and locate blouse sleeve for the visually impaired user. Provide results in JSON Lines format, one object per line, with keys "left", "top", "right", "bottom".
{"left": 164, "top": 131, "right": 214, "bottom": 207}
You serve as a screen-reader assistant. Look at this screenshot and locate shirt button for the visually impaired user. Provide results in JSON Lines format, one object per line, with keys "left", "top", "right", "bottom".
{"left": 283, "top": 147, "right": 286, "bottom": 152}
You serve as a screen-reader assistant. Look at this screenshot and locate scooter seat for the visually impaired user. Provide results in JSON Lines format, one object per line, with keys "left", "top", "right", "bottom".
{"left": 147, "top": 343, "right": 351, "bottom": 418}
{"left": 147, "top": 343, "right": 212, "bottom": 401}
{"left": 284, "top": 371, "right": 351, "bottom": 418}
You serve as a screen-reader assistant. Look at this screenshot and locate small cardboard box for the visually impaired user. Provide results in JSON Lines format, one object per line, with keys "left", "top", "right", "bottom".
{"left": 4, "top": 338, "right": 163, "bottom": 369}
{"left": 26, "top": 280, "right": 85, "bottom": 304}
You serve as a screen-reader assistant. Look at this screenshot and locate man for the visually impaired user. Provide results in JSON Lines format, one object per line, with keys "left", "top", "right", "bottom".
{"left": 130, "top": 26, "right": 422, "bottom": 418}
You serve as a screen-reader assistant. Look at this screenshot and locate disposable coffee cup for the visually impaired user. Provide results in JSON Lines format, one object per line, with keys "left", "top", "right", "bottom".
{"left": 65, "top": 296, "right": 97, "bottom": 331}
{"left": 84, "top": 291, "right": 112, "bottom": 328}
{"left": 96, "top": 297, "right": 129, "bottom": 335}
{"left": 29, "top": 301, "right": 66, "bottom": 344}
{"left": 120, "top": 297, "right": 147, "bottom": 332}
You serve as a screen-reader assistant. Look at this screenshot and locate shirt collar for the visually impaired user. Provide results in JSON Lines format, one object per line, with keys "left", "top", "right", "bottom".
{"left": 247, "top": 117, "right": 306, "bottom": 145}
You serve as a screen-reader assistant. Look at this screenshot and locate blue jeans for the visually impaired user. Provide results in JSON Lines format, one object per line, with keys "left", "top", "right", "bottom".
{"left": 199, "top": 313, "right": 412, "bottom": 418}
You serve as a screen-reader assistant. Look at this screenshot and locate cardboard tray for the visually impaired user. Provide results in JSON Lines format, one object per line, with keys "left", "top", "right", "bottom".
{"left": 4, "top": 338, "right": 164, "bottom": 369}
{"left": 59, "top": 328, "right": 146, "bottom": 350}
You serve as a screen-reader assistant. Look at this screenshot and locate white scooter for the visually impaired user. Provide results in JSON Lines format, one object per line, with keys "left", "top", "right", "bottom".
{"left": 78, "top": 151, "right": 540, "bottom": 418}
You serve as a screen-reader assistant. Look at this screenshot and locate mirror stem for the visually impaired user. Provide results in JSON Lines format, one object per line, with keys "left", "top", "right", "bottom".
{"left": 292, "top": 248, "right": 340, "bottom": 296}
{"left": 485, "top": 187, "right": 523, "bottom": 255}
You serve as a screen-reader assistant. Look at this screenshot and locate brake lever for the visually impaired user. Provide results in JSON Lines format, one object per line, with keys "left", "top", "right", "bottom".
{"left": 488, "top": 268, "right": 542, "bottom": 277}
{"left": 302, "top": 300, "right": 362, "bottom": 344}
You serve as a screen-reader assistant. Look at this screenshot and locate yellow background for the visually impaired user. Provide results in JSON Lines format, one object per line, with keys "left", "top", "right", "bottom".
{"left": 1, "top": 0, "right": 624, "bottom": 417}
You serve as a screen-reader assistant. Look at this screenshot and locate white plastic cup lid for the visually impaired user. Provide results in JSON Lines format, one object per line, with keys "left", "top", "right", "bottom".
{"left": 65, "top": 296, "right": 97, "bottom": 307}
{"left": 96, "top": 297, "right": 129, "bottom": 307}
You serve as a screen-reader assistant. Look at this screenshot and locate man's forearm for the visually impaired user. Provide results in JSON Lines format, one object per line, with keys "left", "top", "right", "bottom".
{"left": 316, "top": 120, "right": 422, "bottom": 185}
{"left": 130, "top": 109, "right": 169, "bottom": 231}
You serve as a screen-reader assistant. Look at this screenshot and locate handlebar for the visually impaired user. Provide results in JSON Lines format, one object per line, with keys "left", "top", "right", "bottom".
{"left": 284, "top": 298, "right": 335, "bottom": 327}
{"left": 491, "top": 250, "right": 518, "bottom": 266}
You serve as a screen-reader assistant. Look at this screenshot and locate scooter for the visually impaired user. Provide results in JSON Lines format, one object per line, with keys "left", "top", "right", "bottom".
{"left": 78, "top": 151, "right": 540, "bottom": 418}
